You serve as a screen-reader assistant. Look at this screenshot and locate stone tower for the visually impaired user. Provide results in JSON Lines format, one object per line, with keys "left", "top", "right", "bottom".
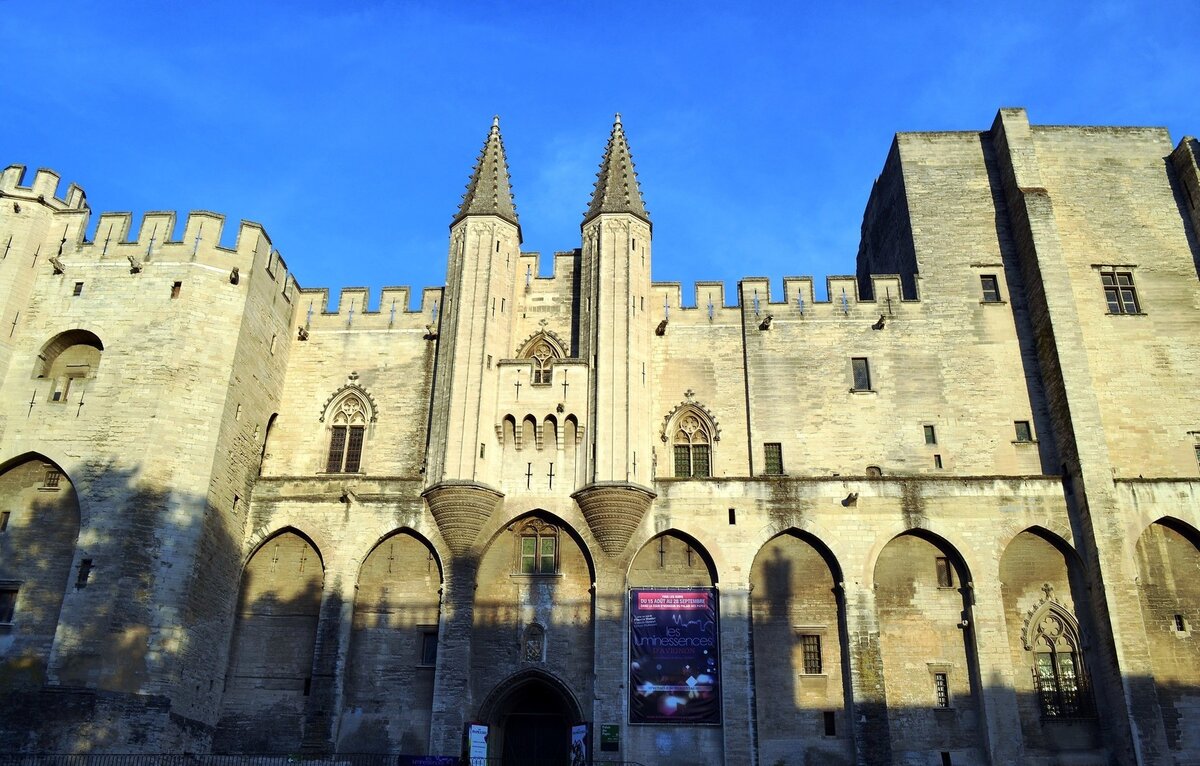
{"left": 574, "top": 115, "right": 657, "bottom": 558}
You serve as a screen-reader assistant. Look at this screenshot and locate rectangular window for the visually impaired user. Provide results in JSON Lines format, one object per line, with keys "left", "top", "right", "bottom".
{"left": 520, "top": 536, "right": 537, "bottom": 574}
{"left": 0, "top": 511, "right": 9, "bottom": 532}
{"left": 764, "top": 443, "right": 783, "bottom": 475}
{"left": 0, "top": 587, "right": 16, "bottom": 623}
{"left": 935, "top": 672, "right": 950, "bottom": 708}
{"left": 1175, "top": 614, "right": 1186, "bottom": 632}
{"left": 924, "top": 425, "right": 937, "bottom": 445}
{"left": 171, "top": 281, "right": 182, "bottom": 299}
{"left": 980, "top": 275, "right": 1001, "bottom": 302}
{"left": 76, "top": 559, "right": 93, "bottom": 588}
{"left": 934, "top": 454, "right": 943, "bottom": 469}
{"left": 539, "top": 535, "right": 556, "bottom": 573}
{"left": 50, "top": 378, "right": 70, "bottom": 402}
{"left": 823, "top": 711, "right": 836, "bottom": 736}
{"left": 692, "top": 445, "right": 711, "bottom": 478}
{"left": 420, "top": 629, "right": 438, "bottom": 666}
{"left": 936, "top": 557, "right": 954, "bottom": 588}
{"left": 43, "top": 470, "right": 61, "bottom": 489}
{"left": 1014, "top": 421, "right": 1033, "bottom": 442}
{"left": 72, "top": 282, "right": 83, "bottom": 297}
{"left": 1101, "top": 270, "right": 1140, "bottom": 314}
{"left": 344, "top": 425, "right": 365, "bottom": 472}
{"left": 326, "top": 426, "right": 347, "bottom": 472}
{"left": 1193, "top": 445, "right": 1199, "bottom": 471}
{"left": 800, "top": 634, "right": 822, "bottom": 675}
{"left": 673, "top": 445, "right": 691, "bottom": 478}
{"left": 851, "top": 358, "right": 871, "bottom": 391}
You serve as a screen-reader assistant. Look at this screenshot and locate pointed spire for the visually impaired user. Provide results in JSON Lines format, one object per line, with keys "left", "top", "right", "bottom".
{"left": 454, "top": 116, "right": 520, "bottom": 235}
{"left": 584, "top": 113, "right": 650, "bottom": 227}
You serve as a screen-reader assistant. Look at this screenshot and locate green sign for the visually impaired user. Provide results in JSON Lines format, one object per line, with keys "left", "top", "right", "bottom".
{"left": 600, "top": 724, "right": 619, "bottom": 752}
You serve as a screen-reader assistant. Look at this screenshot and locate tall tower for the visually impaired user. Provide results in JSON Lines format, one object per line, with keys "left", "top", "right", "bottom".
{"left": 574, "top": 115, "right": 656, "bottom": 557}
{"left": 424, "top": 118, "right": 520, "bottom": 555}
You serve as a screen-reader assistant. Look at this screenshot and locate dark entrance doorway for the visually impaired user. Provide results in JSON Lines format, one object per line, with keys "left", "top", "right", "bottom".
{"left": 484, "top": 672, "right": 580, "bottom": 765}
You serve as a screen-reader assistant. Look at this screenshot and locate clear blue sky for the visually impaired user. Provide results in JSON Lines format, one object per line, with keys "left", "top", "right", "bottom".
{"left": 3, "top": 2, "right": 1197, "bottom": 307}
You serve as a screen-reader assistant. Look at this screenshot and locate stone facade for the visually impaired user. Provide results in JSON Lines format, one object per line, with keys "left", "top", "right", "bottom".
{"left": 1, "top": 108, "right": 1199, "bottom": 765}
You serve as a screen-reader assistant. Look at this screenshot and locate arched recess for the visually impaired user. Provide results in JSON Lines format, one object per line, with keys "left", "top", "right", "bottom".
{"left": 750, "top": 531, "right": 852, "bottom": 765}
{"left": 629, "top": 530, "right": 716, "bottom": 587}
{"left": 35, "top": 329, "right": 103, "bottom": 402}
{"left": 874, "top": 530, "right": 984, "bottom": 760}
{"left": 0, "top": 453, "right": 81, "bottom": 690}
{"left": 470, "top": 511, "right": 594, "bottom": 729}
{"left": 477, "top": 667, "right": 584, "bottom": 762}
{"left": 213, "top": 529, "right": 325, "bottom": 753}
{"left": 999, "top": 527, "right": 1100, "bottom": 753}
{"left": 338, "top": 530, "right": 443, "bottom": 754}
{"left": 1134, "top": 518, "right": 1200, "bottom": 755}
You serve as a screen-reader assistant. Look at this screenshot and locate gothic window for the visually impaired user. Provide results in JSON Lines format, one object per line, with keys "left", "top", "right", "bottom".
{"left": 517, "top": 519, "right": 557, "bottom": 574}
{"left": 673, "top": 413, "right": 712, "bottom": 478}
{"left": 325, "top": 395, "right": 367, "bottom": 473}
{"left": 1029, "top": 607, "right": 1092, "bottom": 718}
{"left": 529, "top": 340, "right": 556, "bottom": 385}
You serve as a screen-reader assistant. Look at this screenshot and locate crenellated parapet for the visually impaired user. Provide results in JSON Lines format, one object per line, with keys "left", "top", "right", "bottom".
{"left": 0, "top": 164, "right": 87, "bottom": 211}
{"left": 294, "top": 285, "right": 444, "bottom": 333}
{"left": 649, "top": 273, "right": 919, "bottom": 326}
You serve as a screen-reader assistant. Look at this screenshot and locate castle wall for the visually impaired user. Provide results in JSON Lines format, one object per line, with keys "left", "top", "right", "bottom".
{"left": 2, "top": 109, "right": 1199, "bottom": 765}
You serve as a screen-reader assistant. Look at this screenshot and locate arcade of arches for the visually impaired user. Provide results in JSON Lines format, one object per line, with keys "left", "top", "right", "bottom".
{"left": 3, "top": 453, "right": 1199, "bottom": 763}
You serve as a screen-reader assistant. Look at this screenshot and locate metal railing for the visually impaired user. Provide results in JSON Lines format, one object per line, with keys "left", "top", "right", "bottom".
{"left": 0, "top": 757, "right": 645, "bottom": 766}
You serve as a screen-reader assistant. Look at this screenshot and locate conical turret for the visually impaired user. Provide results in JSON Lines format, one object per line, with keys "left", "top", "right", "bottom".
{"left": 453, "top": 116, "right": 520, "bottom": 238}
{"left": 583, "top": 114, "right": 650, "bottom": 226}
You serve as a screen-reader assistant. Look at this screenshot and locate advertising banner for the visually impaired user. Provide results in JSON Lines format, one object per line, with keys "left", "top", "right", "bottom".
{"left": 629, "top": 588, "right": 720, "bottom": 724}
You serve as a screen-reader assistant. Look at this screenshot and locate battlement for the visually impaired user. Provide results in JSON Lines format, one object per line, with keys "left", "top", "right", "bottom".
{"left": 515, "top": 250, "right": 579, "bottom": 282}
{"left": 650, "top": 273, "right": 917, "bottom": 321}
{"left": 296, "top": 285, "right": 445, "bottom": 331}
{"left": 0, "top": 164, "right": 87, "bottom": 210}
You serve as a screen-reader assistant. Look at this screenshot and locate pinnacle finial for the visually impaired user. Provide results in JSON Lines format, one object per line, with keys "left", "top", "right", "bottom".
{"left": 583, "top": 114, "right": 650, "bottom": 227}
{"left": 453, "top": 117, "right": 521, "bottom": 237}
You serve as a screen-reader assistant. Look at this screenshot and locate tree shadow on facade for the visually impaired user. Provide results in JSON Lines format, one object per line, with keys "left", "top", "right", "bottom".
{"left": 0, "top": 452, "right": 244, "bottom": 754}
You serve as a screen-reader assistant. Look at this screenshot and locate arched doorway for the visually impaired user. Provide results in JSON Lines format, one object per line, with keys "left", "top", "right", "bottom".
{"left": 480, "top": 670, "right": 583, "bottom": 765}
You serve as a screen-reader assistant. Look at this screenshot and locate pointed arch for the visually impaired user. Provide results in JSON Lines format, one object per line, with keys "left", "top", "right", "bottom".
{"left": 661, "top": 402, "right": 719, "bottom": 479}
{"left": 342, "top": 528, "right": 442, "bottom": 752}
{"left": 629, "top": 529, "right": 717, "bottom": 586}
{"left": 515, "top": 330, "right": 568, "bottom": 361}
{"left": 320, "top": 374, "right": 376, "bottom": 474}
{"left": 0, "top": 452, "right": 81, "bottom": 691}
{"left": 216, "top": 527, "right": 325, "bottom": 751}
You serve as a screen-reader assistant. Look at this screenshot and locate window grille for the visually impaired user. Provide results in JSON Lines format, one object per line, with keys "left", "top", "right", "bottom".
{"left": 800, "top": 634, "right": 822, "bottom": 674}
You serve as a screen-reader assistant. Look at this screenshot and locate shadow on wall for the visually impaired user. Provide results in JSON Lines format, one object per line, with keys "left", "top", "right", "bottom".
{"left": 4, "top": 455, "right": 1200, "bottom": 765}
{"left": 0, "top": 452, "right": 244, "bottom": 754}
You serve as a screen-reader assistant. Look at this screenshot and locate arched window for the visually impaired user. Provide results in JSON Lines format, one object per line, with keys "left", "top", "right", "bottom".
{"left": 37, "top": 330, "right": 103, "bottom": 403}
{"left": 326, "top": 394, "right": 367, "bottom": 473}
{"left": 1029, "top": 606, "right": 1092, "bottom": 718}
{"left": 516, "top": 519, "right": 558, "bottom": 575}
{"left": 673, "top": 413, "right": 712, "bottom": 478}
{"left": 517, "top": 332, "right": 566, "bottom": 386}
{"left": 529, "top": 340, "right": 556, "bottom": 385}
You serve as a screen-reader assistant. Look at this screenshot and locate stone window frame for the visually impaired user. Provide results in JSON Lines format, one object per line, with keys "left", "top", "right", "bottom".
{"left": 516, "top": 331, "right": 568, "bottom": 387}
{"left": 1094, "top": 266, "right": 1143, "bottom": 315}
{"left": 850, "top": 357, "right": 872, "bottom": 393}
{"left": 1027, "top": 603, "right": 1092, "bottom": 719}
{"left": 514, "top": 519, "right": 559, "bottom": 576}
{"left": 0, "top": 581, "right": 20, "bottom": 625}
{"left": 660, "top": 398, "right": 721, "bottom": 480}
{"left": 928, "top": 664, "right": 952, "bottom": 709}
{"left": 418, "top": 625, "right": 439, "bottom": 667}
{"left": 794, "top": 625, "right": 828, "bottom": 677}
{"left": 980, "top": 274, "right": 1003, "bottom": 303}
{"left": 763, "top": 442, "right": 784, "bottom": 476}
{"left": 935, "top": 556, "right": 954, "bottom": 588}
{"left": 318, "top": 374, "right": 378, "bottom": 475}
{"left": 1014, "top": 420, "right": 1035, "bottom": 443}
